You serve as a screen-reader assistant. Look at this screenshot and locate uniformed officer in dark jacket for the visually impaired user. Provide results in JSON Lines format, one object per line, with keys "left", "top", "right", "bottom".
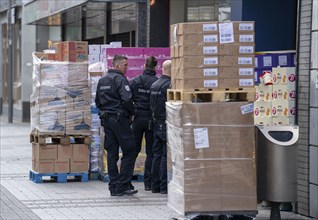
{"left": 130, "top": 56, "right": 158, "bottom": 191}
{"left": 95, "top": 55, "right": 137, "bottom": 196}
{"left": 149, "top": 60, "right": 171, "bottom": 194}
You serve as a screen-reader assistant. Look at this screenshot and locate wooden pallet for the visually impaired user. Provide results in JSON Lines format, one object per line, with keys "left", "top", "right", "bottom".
{"left": 30, "top": 133, "right": 91, "bottom": 145}
{"left": 167, "top": 88, "right": 255, "bottom": 102}
{"left": 29, "top": 170, "right": 89, "bottom": 183}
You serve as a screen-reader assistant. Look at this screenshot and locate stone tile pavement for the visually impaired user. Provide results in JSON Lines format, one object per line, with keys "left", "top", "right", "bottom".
{"left": 0, "top": 114, "right": 316, "bottom": 220}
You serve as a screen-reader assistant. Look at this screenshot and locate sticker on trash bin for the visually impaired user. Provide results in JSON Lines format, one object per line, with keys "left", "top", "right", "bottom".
{"left": 193, "top": 128, "right": 209, "bottom": 149}
{"left": 241, "top": 103, "right": 254, "bottom": 114}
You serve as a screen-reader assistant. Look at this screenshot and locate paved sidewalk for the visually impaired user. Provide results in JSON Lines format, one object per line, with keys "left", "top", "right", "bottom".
{"left": 0, "top": 114, "right": 315, "bottom": 220}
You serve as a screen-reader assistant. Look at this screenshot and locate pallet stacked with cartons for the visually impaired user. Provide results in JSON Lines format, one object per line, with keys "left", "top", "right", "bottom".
{"left": 29, "top": 41, "right": 91, "bottom": 183}
{"left": 167, "top": 21, "right": 257, "bottom": 219}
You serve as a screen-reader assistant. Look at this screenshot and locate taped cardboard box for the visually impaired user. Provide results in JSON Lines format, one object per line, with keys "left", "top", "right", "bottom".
{"left": 219, "top": 55, "right": 254, "bottom": 67}
{"left": 172, "top": 67, "right": 219, "bottom": 79}
{"left": 65, "top": 110, "right": 91, "bottom": 135}
{"left": 174, "top": 77, "right": 219, "bottom": 90}
{"left": 172, "top": 56, "right": 218, "bottom": 69}
{"left": 218, "top": 44, "right": 255, "bottom": 55}
{"left": 55, "top": 159, "right": 70, "bottom": 173}
{"left": 218, "top": 77, "right": 254, "bottom": 88}
{"left": 167, "top": 158, "right": 257, "bottom": 214}
{"left": 171, "top": 44, "right": 218, "bottom": 58}
{"left": 171, "top": 22, "right": 218, "bottom": 36}
{"left": 167, "top": 122, "right": 255, "bottom": 159}
{"left": 166, "top": 102, "right": 254, "bottom": 127}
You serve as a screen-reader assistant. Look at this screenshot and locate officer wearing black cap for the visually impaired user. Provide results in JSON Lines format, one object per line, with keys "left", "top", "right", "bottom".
{"left": 95, "top": 55, "right": 137, "bottom": 196}
{"left": 130, "top": 56, "right": 158, "bottom": 191}
{"left": 149, "top": 60, "right": 171, "bottom": 194}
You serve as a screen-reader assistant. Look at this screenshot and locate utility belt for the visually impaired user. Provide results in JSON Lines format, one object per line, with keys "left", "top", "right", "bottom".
{"left": 100, "top": 111, "right": 129, "bottom": 121}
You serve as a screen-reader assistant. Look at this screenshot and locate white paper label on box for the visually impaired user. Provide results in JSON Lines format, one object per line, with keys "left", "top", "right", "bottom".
{"left": 263, "top": 56, "right": 272, "bottom": 67}
{"left": 194, "top": 128, "right": 209, "bottom": 149}
{"left": 239, "top": 79, "right": 254, "bottom": 86}
{"left": 203, "top": 46, "right": 218, "bottom": 54}
{"left": 219, "top": 22, "right": 234, "bottom": 44}
{"left": 204, "top": 57, "right": 218, "bottom": 65}
{"left": 239, "top": 68, "right": 254, "bottom": 76}
{"left": 238, "top": 57, "right": 253, "bottom": 65}
{"left": 204, "top": 68, "right": 218, "bottom": 76}
{"left": 239, "top": 35, "right": 254, "bottom": 42}
{"left": 278, "top": 55, "right": 288, "bottom": 66}
{"left": 241, "top": 103, "right": 254, "bottom": 114}
{"left": 239, "top": 46, "right": 254, "bottom": 54}
{"left": 204, "top": 35, "right": 218, "bottom": 43}
{"left": 173, "top": 26, "right": 178, "bottom": 46}
{"left": 204, "top": 80, "right": 218, "bottom": 88}
{"left": 239, "top": 23, "right": 254, "bottom": 31}
{"left": 203, "top": 24, "right": 217, "bottom": 31}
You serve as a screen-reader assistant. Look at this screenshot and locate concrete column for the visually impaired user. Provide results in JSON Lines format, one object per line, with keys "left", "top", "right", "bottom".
{"left": 21, "top": 6, "right": 36, "bottom": 122}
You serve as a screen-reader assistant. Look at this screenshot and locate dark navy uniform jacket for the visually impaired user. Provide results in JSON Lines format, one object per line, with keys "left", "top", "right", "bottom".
{"left": 95, "top": 69, "right": 135, "bottom": 116}
{"left": 130, "top": 69, "right": 158, "bottom": 112}
{"left": 149, "top": 75, "right": 171, "bottom": 121}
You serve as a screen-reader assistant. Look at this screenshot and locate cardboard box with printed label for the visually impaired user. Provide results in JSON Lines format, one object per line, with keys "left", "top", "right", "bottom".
{"left": 65, "top": 86, "right": 91, "bottom": 111}
{"left": 218, "top": 77, "right": 254, "bottom": 88}
{"left": 33, "top": 143, "right": 58, "bottom": 160}
{"left": 65, "top": 110, "right": 91, "bottom": 135}
{"left": 171, "top": 22, "right": 218, "bottom": 36}
{"left": 171, "top": 34, "right": 219, "bottom": 47}
{"left": 35, "top": 159, "right": 55, "bottom": 173}
{"left": 254, "top": 101, "right": 272, "bottom": 118}
{"left": 219, "top": 55, "right": 254, "bottom": 67}
{"left": 272, "top": 84, "right": 296, "bottom": 101}
{"left": 70, "top": 159, "right": 89, "bottom": 173}
{"left": 218, "top": 66, "right": 254, "bottom": 78}
{"left": 55, "top": 159, "right": 70, "bottom": 173}
{"left": 63, "top": 41, "right": 88, "bottom": 62}
{"left": 271, "top": 100, "right": 296, "bottom": 117}
{"left": 171, "top": 44, "right": 218, "bottom": 57}
{"left": 174, "top": 77, "right": 219, "bottom": 90}
{"left": 234, "top": 34, "right": 255, "bottom": 43}
{"left": 272, "top": 67, "right": 297, "bottom": 85}
{"left": 232, "top": 21, "right": 255, "bottom": 32}
{"left": 218, "top": 44, "right": 255, "bottom": 55}
{"left": 166, "top": 102, "right": 254, "bottom": 128}
{"left": 172, "top": 56, "right": 218, "bottom": 69}
{"left": 88, "top": 45, "right": 101, "bottom": 54}
{"left": 172, "top": 67, "right": 218, "bottom": 79}
{"left": 167, "top": 122, "right": 255, "bottom": 159}
{"left": 255, "top": 85, "right": 273, "bottom": 102}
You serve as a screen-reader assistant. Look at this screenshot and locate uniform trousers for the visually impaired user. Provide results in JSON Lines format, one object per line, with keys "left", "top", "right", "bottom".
{"left": 102, "top": 115, "right": 136, "bottom": 194}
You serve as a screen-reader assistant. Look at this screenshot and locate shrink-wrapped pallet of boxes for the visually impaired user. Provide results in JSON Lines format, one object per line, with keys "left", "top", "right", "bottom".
{"left": 166, "top": 102, "right": 257, "bottom": 216}
{"left": 168, "top": 21, "right": 257, "bottom": 219}
{"left": 30, "top": 48, "right": 91, "bottom": 182}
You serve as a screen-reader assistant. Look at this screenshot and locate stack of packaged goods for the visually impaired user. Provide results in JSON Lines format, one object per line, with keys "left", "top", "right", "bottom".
{"left": 254, "top": 51, "right": 296, "bottom": 85}
{"left": 88, "top": 62, "right": 105, "bottom": 173}
{"left": 254, "top": 67, "right": 296, "bottom": 126}
{"left": 30, "top": 41, "right": 91, "bottom": 176}
{"left": 170, "top": 21, "right": 255, "bottom": 90}
{"left": 105, "top": 47, "right": 170, "bottom": 80}
{"left": 167, "top": 21, "right": 257, "bottom": 217}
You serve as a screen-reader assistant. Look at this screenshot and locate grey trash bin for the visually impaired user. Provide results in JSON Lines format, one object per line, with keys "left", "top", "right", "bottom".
{"left": 257, "top": 125, "right": 299, "bottom": 220}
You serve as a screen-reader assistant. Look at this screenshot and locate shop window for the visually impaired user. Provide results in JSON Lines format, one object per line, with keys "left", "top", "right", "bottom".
{"left": 186, "top": 0, "right": 231, "bottom": 22}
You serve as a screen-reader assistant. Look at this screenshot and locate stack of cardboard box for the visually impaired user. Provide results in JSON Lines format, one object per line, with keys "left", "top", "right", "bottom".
{"left": 166, "top": 102, "right": 257, "bottom": 215}
{"left": 31, "top": 42, "right": 91, "bottom": 174}
{"left": 254, "top": 67, "right": 296, "bottom": 125}
{"left": 167, "top": 21, "right": 257, "bottom": 216}
{"left": 170, "top": 21, "right": 255, "bottom": 90}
